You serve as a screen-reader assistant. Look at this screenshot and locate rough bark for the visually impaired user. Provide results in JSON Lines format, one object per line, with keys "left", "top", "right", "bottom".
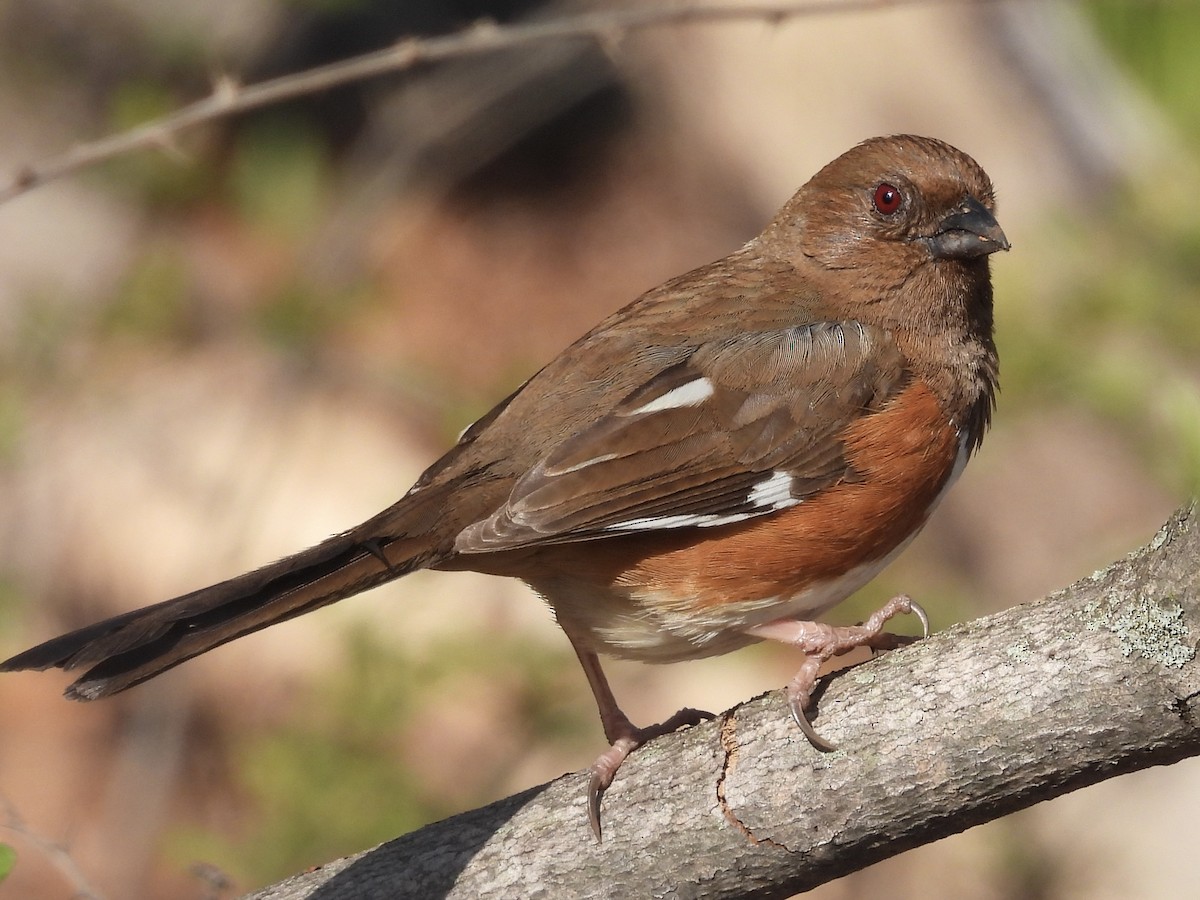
{"left": 244, "top": 502, "right": 1200, "bottom": 900}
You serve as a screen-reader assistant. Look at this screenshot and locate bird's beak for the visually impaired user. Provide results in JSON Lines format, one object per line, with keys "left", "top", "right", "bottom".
{"left": 925, "top": 196, "right": 1010, "bottom": 260}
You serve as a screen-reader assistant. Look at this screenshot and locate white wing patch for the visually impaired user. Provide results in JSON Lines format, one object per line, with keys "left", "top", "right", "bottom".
{"left": 748, "top": 470, "right": 796, "bottom": 510}
{"left": 601, "top": 470, "right": 799, "bottom": 533}
{"left": 622, "top": 377, "right": 715, "bottom": 416}
{"left": 544, "top": 452, "right": 621, "bottom": 477}
{"left": 604, "top": 511, "right": 753, "bottom": 532}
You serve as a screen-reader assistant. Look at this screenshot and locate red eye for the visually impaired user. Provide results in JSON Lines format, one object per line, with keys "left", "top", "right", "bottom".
{"left": 873, "top": 183, "right": 903, "bottom": 215}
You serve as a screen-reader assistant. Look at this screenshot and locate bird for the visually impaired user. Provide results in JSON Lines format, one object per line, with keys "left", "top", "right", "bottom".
{"left": 1, "top": 134, "right": 1008, "bottom": 840}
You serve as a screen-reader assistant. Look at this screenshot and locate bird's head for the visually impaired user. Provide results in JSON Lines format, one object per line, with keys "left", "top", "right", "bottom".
{"left": 759, "top": 135, "right": 1009, "bottom": 317}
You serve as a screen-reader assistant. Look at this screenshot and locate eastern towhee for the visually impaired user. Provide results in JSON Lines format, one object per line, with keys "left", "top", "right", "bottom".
{"left": 2, "top": 134, "right": 1009, "bottom": 839}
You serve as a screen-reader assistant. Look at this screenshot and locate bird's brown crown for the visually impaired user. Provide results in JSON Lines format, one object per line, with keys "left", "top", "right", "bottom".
{"left": 763, "top": 135, "right": 997, "bottom": 261}
{"left": 757, "top": 135, "right": 1000, "bottom": 317}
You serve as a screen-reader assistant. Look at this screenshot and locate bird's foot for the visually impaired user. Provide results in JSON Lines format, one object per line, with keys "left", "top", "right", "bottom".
{"left": 747, "top": 594, "right": 928, "bottom": 751}
{"left": 587, "top": 706, "right": 713, "bottom": 841}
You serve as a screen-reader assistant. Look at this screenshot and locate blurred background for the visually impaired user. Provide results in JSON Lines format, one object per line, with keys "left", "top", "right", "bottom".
{"left": 0, "top": 0, "right": 1197, "bottom": 897}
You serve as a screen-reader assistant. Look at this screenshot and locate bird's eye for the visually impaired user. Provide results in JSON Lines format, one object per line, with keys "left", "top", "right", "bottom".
{"left": 873, "top": 183, "right": 903, "bottom": 215}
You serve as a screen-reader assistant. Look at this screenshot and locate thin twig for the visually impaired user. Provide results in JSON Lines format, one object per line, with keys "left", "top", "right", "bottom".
{"left": 0, "top": 795, "right": 106, "bottom": 900}
{"left": 0, "top": 0, "right": 999, "bottom": 206}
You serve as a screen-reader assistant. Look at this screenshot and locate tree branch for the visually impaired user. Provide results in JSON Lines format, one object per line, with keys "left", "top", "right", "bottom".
{"left": 0, "top": 0, "right": 999, "bottom": 206}
{"left": 239, "top": 502, "right": 1200, "bottom": 899}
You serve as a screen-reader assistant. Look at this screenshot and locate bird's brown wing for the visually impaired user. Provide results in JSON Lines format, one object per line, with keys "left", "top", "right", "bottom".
{"left": 455, "top": 321, "right": 910, "bottom": 552}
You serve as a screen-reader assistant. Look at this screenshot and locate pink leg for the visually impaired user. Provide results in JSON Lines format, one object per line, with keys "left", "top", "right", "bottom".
{"left": 565, "top": 630, "right": 711, "bottom": 841}
{"left": 745, "top": 594, "right": 929, "bottom": 751}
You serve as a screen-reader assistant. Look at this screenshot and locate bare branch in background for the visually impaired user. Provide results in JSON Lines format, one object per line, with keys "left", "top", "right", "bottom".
{"left": 0, "top": 795, "right": 106, "bottom": 900}
{"left": 0, "top": 0, "right": 1001, "bottom": 206}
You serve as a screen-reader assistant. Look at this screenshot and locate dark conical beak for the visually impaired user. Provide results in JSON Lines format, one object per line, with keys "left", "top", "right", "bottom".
{"left": 926, "top": 196, "right": 1010, "bottom": 260}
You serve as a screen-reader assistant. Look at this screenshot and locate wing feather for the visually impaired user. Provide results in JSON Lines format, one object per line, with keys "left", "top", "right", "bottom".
{"left": 456, "top": 321, "right": 909, "bottom": 552}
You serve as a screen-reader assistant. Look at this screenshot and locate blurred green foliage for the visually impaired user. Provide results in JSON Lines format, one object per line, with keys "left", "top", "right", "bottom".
{"left": 997, "top": 197, "right": 1200, "bottom": 492}
{"left": 104, "top": 246, "right": 194, "bottom": 341}
{"left": 228, "top": 118, "right": 331, "bottom": 238}
{"left": 256, "top": 280, "right": 374, "bottom": 353}
{"left": 1087, "top": 1, "right": 1200, "bottom": 141}
{"left": 6, "top": 286, "right": 88, "bottom": 380}
{"left": 0, "top": 843, "right": 14, "bottom": 884}
{"left": 1005, "top": 3, "right": 1200, "bottom": 492}
{"left": 0, "top": 384, "right": 24, "bottom": 463}
{"left": 0, "top": 579, "right": 24, "bottom": 665}
{"left": 171, "top": 625, "right": 588, "bottom": 886}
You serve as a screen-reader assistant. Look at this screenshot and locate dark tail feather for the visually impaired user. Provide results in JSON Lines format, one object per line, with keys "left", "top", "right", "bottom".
{"left": 0, "top": 531, "right": 429, "bottom": 700}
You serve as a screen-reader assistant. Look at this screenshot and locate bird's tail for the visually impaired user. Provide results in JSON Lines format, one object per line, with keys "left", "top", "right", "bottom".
{"left": 0, "top": 527, "right": 432, "bottom": 701}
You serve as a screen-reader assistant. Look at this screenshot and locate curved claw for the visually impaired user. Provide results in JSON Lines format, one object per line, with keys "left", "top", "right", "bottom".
{"left": 583, "top": 707, "right": 712, "bottom": 842}
{"left": 587, "top": 769, "right": 607, "bottom": 842}
{"left": 788, "top": 693, "right": 838, "bottom": 752}
{"left": 909, "top": 598, "right": 930, "bottom": 639}
{"left": 762, "top": 593, "right": 930, "bottom": 754}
